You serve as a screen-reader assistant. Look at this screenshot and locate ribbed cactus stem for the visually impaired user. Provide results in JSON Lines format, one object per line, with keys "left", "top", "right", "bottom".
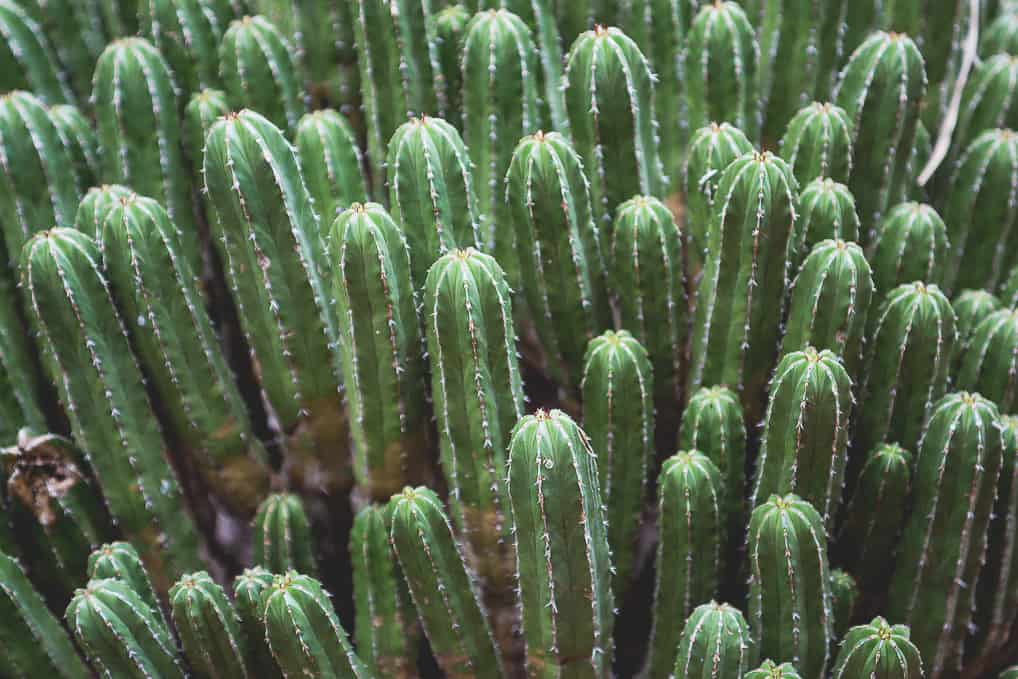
{"left": 183, "top": 89, "right": 230, "bottom": 169}
{"left": 18, "top": 0, "right": 106, "bottom": 99}
{"left": 951, "top": 54, "right": 1018, "bottom": 171}
{"left": 0, "top": 0, "right": 74, "bottom": 105}
{"left": 957, "top": 308, "right": 1018, "bottom": 413}
{"left": 252, "top": 493, "right": 318, "bottom": 576}
{"left": 982, "top": 10, "right": 1018, "bottom": 57}
{"left": 232, "top": 567, "right": 280, "bottom": 677}
{"left": 0, "top": 272, "right": 47, "bottom": 445}
{"left": 779, "top": 102, "right": 853, "bottom": 186}
{"left": 831, "top": 617, "right": 923, "bottom": 679}
{"left": 745, "top": 660, "right": 803, "bottom": 679}
{"left": 169, "top": 571, "right": 253, "bottom": 679}
{"left": 830, "top": 569, "right": 859, "bottom": 640}
{"left": 869, "top": 202, "right": 950, "bottom": 294}
{"left": 297, "top": 109, "right": 368, "bottom": 225}
{"left": 139, "top": 0, "right": 227, "bottom": 97}
{"left": 430, "top": 5, "right": 470, "bottom": 118}
{"left": 87, "top": 541, "right": 166, "bottom": 626}
{"left": 74, "top": 184, "right": 133, "bottom": 240}
{"left": 672, "top": 602, "right": 756, "bottom": 679}
{"left": 48, "top": 104, "right": 99, "bottom": 196}
{"left": 953, "top": 290, "right": 1004, "bottom": 368}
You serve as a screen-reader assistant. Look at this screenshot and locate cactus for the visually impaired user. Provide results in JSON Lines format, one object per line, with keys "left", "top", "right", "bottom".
{"left": 793, "top": 179, "right": 861, "bottom": 266}
{"left": 747, "top": 494, "right": 833, "bottom": 679}
{"left": 18, "top": 0, "right": 107, "bottom": 99}
{"left": 92, "top": 38, "right": 199, "bottom": 271}
{"left": 430, "top": 5, "right": 470, "bottom": 118}
{"left": 21, "top": 229, "right": 203, "bottom": 589}
{"left": 835, "top": 31, "right": 926, "bottom": 238}
{"left": 751, "top": 347, "right": 852, "bottom": 529}
{"left": 830, "top": 569, "right": 859, "bottom": 640}
{"left": 779, "top": 102, "right": 854, "bottom": 187}
{"left": 507, "top": 131, "right": 609, "bottom": 385}
{"left": 462, "top": 9, "right": 542, "bottom": 269}
{"left": 101, "top": 194, "right": 270, "bottom": 514}
{"left": 388, "top": 486, "right": 504, "bottom": 679}
{"left": 0, "top": 0, "right": 74, "bottom": 105}
{"left": 184, "top": 88, "right": 230, "bottom": 167}
{"left": 203, "top": 110, "right": 348, "bottom": 494}
{"left": 782, "top": 240, "right": 873, "bottom": 379}
{"left": 48, "top": 104, "right": 100, "bottom": 195}
{"left": 889, "top": 392, "right": 1004, "bottom": 676}
{"left": 139, "top": 0, "right": 228, "bottom": 97}
{"left": 684, "top": 2, "right": 760, "bottom": 141}
{"left": 350, "top": 504, "right": 418, "bottom": 678}
{"left": 232, "top": 566, "right": 279, "bottom": 676}
{"left": 951, "top": 54, "right": 1018, "bottom": 171}
{"left": 98, "top": 0, "right": 142, "bottom": 37}
{"left": 507, "top": 410, "right": 614, "bottom": 678}
{"left": 564, "top": 25, "right": 665, "bottom": 231}
{"left": 855, "top": 281, "right": 956, "bottom": 456}
{"left": 328, "top": 202, "right": 430, "bottom": 500}
{"left": 645, "top": 450, "right": 726, "bottom": 679}
{"left": 0, "top": 91, "right": 80, "bottom": 260}
{"left": 169, "top": 571, "right": 253, "bottom": 679}
{"left": 687, "top": 151, "right": 799, "bottom": 421}
{"left": 943, "top": 129, "right": 1018, "bottom": 292}
{"left": 982, "top": 10, "right": 1018, "bottom": 57}
{"left": 1002, "top": 265, "right": 1018, "bottom": 308}
{"left": 869, "top": 202, "right": 950, "bottom": 295}
{"left": 423, "top": 249, "right": 522, "bottom": 598}
{"left": 952, "top": 289, "right": 1003, "bottom": 366}
{"left": 831, "top": 617, "right": 923, "bottom": 679}
{"left": 956, "top": 309, "right": 1018, "bottom": 413}
{"left": 74, "top": 184, "right": 133, "bottom": 239}
{"left": 87, "top": 541, "right": 166, "bottom": 626}
{"left": 0, "top": 551, "right": 92, "bottom": 679}
{"left": 219, "top": 16, "right": 304, "bottom": 134}
{"left": 838, "top": 443, "right": 912, "bottom": 590}
{"left": 387, "top": 116, "right": 481, "bottom": 286}
{"left": 297, "top": 110, "right": 368, "bottom": 226}
{"left": 609, "top": 196, "right": 687, "bottom": 409}
{"left": 1002, "top": 668, "right": 1018, "bottom": 679}
{"left": 745, "top": 660, "right": 803, "bottom": 679}
{"left": 0, "top": 271, "right": 47, "bottom": 445}
{"left": 671, "top": 602, "right": 757, "bottom": 679}
{"left": 580, "top": 330, "right": 652, "bottom": 592}
{"left": 288, "top": 1, "right": 360, "bottom": 110}
{"left": 252, "top": 493, "right": 318, "bottom": 576}
{"left": 67, "top": 578, "right": 185, "bottom": 678}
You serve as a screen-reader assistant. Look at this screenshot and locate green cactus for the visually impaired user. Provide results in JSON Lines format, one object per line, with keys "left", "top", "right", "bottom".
{"left": 782, "top": 240, "right": 873, "bottom": 378}
{"left": 580, "top": 330, "right": 652, "bottom": 593}
{"left": 0, "top": 272, "right": 47, "bottom": 446}
{"left": 507, "top": 131, "right": 609, "bottom": 385}
{"left": 838, "top": 442, "right": 912, "bottom": 590}
{"left": 687, "top": 151, "right": 798, "bottom": 421}
{"left": 683, "top": 122, "right": 754, "bottom": 273}
{"left": 297, "top": 1, "right": 361, "bottom": 109}
{"left": 350, "top": 504, "right": 418, "bottom": 678}
{"left": 74, "top": 184, "right": 133, "bottom": 240}
{"left": 233, "top": 566, "right": 280, "bottom": 677}
{"left": 794, "top": 179, "right": 861, "bottom": 266}
{"left": 387, "top": 116, "right": 481, "bottom": 286}
{"left": 203, "top": 110, "right": 348, "bottom": 494}
{"left": 87, "top": 541, "right": 166, "bottom": 625}
{"left": 889, "top": 392, "right": 1004, "bottom": 676}
{"left": 22, "top": 230, "right": 203, "bottom": 590}
{"left": 252, "top": 493, "right": 318, "bottom": 576}
{"left": 831, "top": 617, "right": 923, "bottom": 679}
{"left": 956, "top": 309, "right": 1018, "bottom": 413}
{"left": 328, "top": 202, "right": 430, "bottom": 500}
{"left": 98, "top": 0, "right": 142, "bottom": 37}
{"left": 671, "top": 602, "right": 757, "bottom": 679}
{"left": 48, "top": 104, "right": 99, "bottom": 196}
{"left": 507, "top": 409, "right": 613, "bottom": 678}
{"left": 430, "top": 5, "right": 470, "bottom": 118}
{"left": 184, "top": 88, "right": 231, "bottom": 168}
{"left": 67, "top": 578, "right": 185, "bottom": 678}
{"left": 745, "top": 660, "right": 803, "bottom": 679}
{"left": 1001, "top": 668, "right": 1018, "bottom": 679}
{"left": 169, "top": 571, "right": 253, "bottom": 679}
{"left": 609, "top": 195, "right": 687, "bottom": 409}
{"left": 219, "top": 16, "right": 304, "bottom": 134}
{"left": 779, "top": 102, "right": 854, "bottom": 187}
{"left": 869, "top": 202, "right": 950, "bottom": 295}
{"left": 951, "top": 54, "right": 1018, "bottom": 172}
{"left": 262, "top": 572, "right": 372, "bottom": 678}
{"left": 1002, "top": 264, "right": 1018, "bottom": 308}
{"left": 297, "top": 109, "right": 368, "bottom": 226}
{"left": 684, "top": 1, "right": 760, "bottom": 141}
{"left": 0, "top": 0, "right": 75, "bottom": 105}
{"left": 645, "top": 450, "right": 726, "bottom": 679}
{"left": 835, "top": 31, "right": 926, "bottom": 238}
{"left": 983, "top": 10, "right": 1018, "bottom": 57}
{"left": 139, "top": 0, "right": 228, "bottom": 97}
{"left": 855, "top": 281, "right": 956, "bottom": 456}
{"left": 902, "top": 123, "right": 932, "bottom": 204}
{"left": 564, "top": 25, "right": 665, "bottom": 231}
{"left": 18, "top": 0, "right": 107, "bottom": 99}
{"left": 747, "top": 494, "right": 833, "bottom": 679}
{"left": 389, "top": 486, "right": 505, "bottom": 679}
{"left": 952, "top": 289, "right": 1003, "bottom": 366}
{"left": 830, "top": 569, "right": 859, "bottom": 640}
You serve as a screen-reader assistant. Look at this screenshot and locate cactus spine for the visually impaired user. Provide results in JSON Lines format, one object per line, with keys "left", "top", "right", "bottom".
{"left": 645, "top": 450, "right": 726, "bottom": 679}
{"left": 747, "top": 494, "right": 833, "bottom": 679}
{"left": 48, "top": 104, "right": 99, "bottom": 196}
{"left": 794, "top": 179, "right": 861, "bottom": 265}
{"left": 184, "top": 88, "right": 230, "bottom": 168}
{"left": 889, "top": 392, "right": 1004, "bottom": 676}
{"left": 169, "top": 571, "right": 253, "bottom": 679}
{"left": 952, "top": 289, "right": 1003, "bottom": 365}
{"left": 328, "top": 203, "right": 430, "bottom": 500}
{"left": 232, "top": 566, "right": 279, "bottom": 676}
{"left": 87, "top": 541, "right": 166, "bottom": 625}
{"left": 74, "top": 184, "right": 133, "bottom": 239}
{"left": 252, "top": 493, "right": 318, "bottom": 576}
{"left": 745, "top": 660, "right": 803, "bottom": 679}
{"left": 139, "top": 0, "right": 228, "bottom": 97}
{"left": 957, "top": 308, "right": 1018, "bottom": 413}
{"left": 18, "top": 0, "right": 107, "bottom": 99}
{"left": 779, "top": 102, "right": 854, "bottom": 186}
{"left": 869, "top": 202, "right": 950, "bottom": 294}
{"left": 388, "top": 486, "right": 504, "bottom": 679}
{"left": 831, "top": 617, "right": 923, "bottom": 679}
{"left": 952, "top": 54, "right": 1018, "bottom": 167}
{"left": 0, "top": 0, "right": 74, "bottom": 105}
{"left": 507, "top": 410, "right": 614, "bottom": 678}
{"left": 297, "top": 110, "right": 368, "bottom": 225}
{"left": 672, "top": 602, "right": 756, "bottom": 679}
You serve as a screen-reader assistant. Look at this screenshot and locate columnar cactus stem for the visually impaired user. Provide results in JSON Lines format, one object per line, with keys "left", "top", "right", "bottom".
{"left": 0, "top": 275, "right": 47, "bottom": 445}
{"left": 67, "top": 578, "right": 186, "bottom": 678}
{"left": 203, "top": 110, "right": 348, "bottom": 494}
{"left": 184, "top": 89, "right": 230, "bottom": 168}
{"left": 252, "top": 493, "right": 318, "bottom": 576}
{"left": 747, "top": 494, "right": 833, "bottom": 679}
{"left": 793, "top": 179, "right": 861, "bottom": 269}
{"left": 350, "top": 504, "right": 418, "bottom": 678}
{"left": 297, "top": 110, "right": 368, "bottom": 225}
{"left": 835, "top": 31, "right": 926, "bottom": 240}
{"left": 983, "top": 9, "right": 1018, "bottom": 56}
{"left": 564, "top": 25, "right": 665, "bottom": 232}
{"left": 684, "top": 2, "right": 760, "bottom": 141}
{"left": 869, "top": 202, "right": 950, "bottom": 295}
{"left": 889, "top": 392, "right": 1004, "bottom": 676}
{"left": 219, "top": 16, "right": 304, "bottom": 134}
{"left": 139, "top": 0, "right": 228, "bottom": 97}
{"left": 21, "top": 230, "right": 203, "bottom": 590}
{"left": 687, "top": 151, "right": 799, "bottom": 421}
{"left": 329, "top": 203, "right": 430, "bottom": 500}
{"left": 951, "top": 54, "right": 1018, "bottom": 170}
{"left": 387, "top": 116, "right": 482, "bottom": 287}
{"left": 745, "top": 660, "right": 803, "bottom": 679}
{"left": 671, "top": 602, "right": 756, "bottom": 679}
{"left": 831, "top": 617, "right": 923, "bottom": 679}
{"left": 232, "top": 566, "right": 280, "bottom": 677}
{"left": 957, "top": 309, "right": 1018, "bottom": 413}
{"left": 645, "top": 450, "right": 726, "bottom": 679}
{"left": 0, "top": 551, "right": 91, "bottom": 678}
{"left": 169, "top": 571, "right": 253, "bottom": 679}
{"left": 19, "top": 0, "right": 107, "bottom": 99}
{"left": 98, "top": 0, "right": 141, "bottom": 38}
{"left": 87, "top": 541, "right": 166, "bottom": 626}
{"left": 389, "top": 486, "right": 505, "bottom": 679}
{"left": 507, "top": 410, "right": 614, "bottom": 678}
{"left": 1002, "top": 265, "right": 1018, "bottom": 308}
{"left": 581, "top": 330, "right": 652, "bottom": 593}
{"left": 952, "top": 289, "right": 1003, "bottom": 366}
{"left": 0, "top": 0, "right": 75, "bottom": 105}
{"left": 609, "top": 196, "right": 687, "bottom": 409}
{"left": 92, "top": 38, "right": 198, "bottom": 271}
{"left": 74, "top": 184, "right": 133, "bottom": 239}
{"left": 830, "top": 569, "right": 859, "bottom": 640}
{"left": 507, "top": 131, "right": 609, "bottom": 386}
{"left": 779, "top": 102, "right": 854, "bottom": 186}
{"left": 49, "top": 104, "right": 100, "bottom": 196}
{"left": 431, "top": 5, "right": 470, "bottom": 118}
{"left": 781, "top": 240, "right": 873, "bottom": 379}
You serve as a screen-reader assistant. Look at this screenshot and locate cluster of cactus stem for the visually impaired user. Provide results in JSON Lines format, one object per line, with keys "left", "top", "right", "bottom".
{"left": 4, "top": 1, "right": 1018, "bottom": 678}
